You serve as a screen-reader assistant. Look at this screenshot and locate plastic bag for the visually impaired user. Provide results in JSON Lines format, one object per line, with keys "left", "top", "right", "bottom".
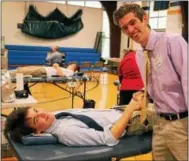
{"left": 1, "top": 71, "right": 15, "bottom": 103}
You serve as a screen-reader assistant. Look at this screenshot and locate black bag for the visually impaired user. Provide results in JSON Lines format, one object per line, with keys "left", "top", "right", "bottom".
{"left": 14, "top": 90, "right": 29, "bottom": 99}
{"left": 83, "top": 100, "right": 96, "bottom": 109}
{"left": 20, "top": 5, "right": 84, "bottom": 39}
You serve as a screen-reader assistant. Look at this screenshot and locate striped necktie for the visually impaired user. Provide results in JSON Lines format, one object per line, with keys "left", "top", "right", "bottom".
{"left": 55, "top": 112, "right": 104, "bottom": 131}
{"left": 141, "top": 50, "right": 151, "bottom": 123}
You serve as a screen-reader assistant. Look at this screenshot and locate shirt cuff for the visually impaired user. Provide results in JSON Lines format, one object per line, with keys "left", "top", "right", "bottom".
{"left": 103, "top": 124, "right": 120, "bottom": 146}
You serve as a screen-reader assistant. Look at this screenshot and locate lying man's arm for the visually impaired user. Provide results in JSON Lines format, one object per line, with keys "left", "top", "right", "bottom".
{"left": 56, "top": 95, "right": 143, "bottom": 146}
{"left": 53, "top": 63, "right": 64, "bottom": 76}
{"left": 110, "top": 94, "right": 143, "bottom": 140}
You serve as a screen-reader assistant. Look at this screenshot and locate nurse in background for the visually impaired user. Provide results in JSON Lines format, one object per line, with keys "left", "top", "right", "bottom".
{"left": 118, "top": 49, "right": 144, "bottom": 105}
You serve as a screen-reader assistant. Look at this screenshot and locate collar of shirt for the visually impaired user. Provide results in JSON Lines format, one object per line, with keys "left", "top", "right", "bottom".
{"left": 145, "top": 30, "right": 159, "bottom": 51}
{"left": 45, "top": 118, "right": 59, "bottom": 133}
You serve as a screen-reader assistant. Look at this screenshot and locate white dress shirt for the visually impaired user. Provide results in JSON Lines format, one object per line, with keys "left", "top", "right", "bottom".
{"left": 45, "top": 108, "right": 124, "bottom": 146}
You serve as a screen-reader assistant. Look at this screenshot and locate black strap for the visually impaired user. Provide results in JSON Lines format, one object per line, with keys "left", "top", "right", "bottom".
{"left": 55, "top": 112, "right": 104, "bottom": 131}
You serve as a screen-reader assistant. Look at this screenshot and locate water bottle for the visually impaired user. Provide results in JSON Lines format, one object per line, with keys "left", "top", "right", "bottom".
{"left": 16, "top": 73, "right": 24, "bottom": 91}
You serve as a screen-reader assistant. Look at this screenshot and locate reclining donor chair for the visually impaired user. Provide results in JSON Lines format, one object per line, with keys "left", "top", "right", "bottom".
{"left": 6, "top": 131, "right": 152, "bottom": 161}
{"left": 6, "top": 105, "right": 153, "bottom": 161}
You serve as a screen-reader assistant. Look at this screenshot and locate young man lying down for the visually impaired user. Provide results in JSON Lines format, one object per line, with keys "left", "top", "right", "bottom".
{"left": 4, "top": 92, "right": 145, "bottom": 146}
{"left": 9, "top": 63, "right": 79, "bottom": 77}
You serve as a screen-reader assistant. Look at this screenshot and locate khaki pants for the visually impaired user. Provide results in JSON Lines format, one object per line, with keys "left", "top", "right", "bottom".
{"left": 9, "top": 66, "right": 46, "bottom": 77}
{"left": 152, "top": 116, "right": 188, "bottom": 161}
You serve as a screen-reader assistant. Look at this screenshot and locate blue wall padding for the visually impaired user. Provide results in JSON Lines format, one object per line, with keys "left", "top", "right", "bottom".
{"left": 5, "top": 45, "right": 100, "bottom": 69}
{"left": 5, "top": 45, "right": 97, "bottom": 53}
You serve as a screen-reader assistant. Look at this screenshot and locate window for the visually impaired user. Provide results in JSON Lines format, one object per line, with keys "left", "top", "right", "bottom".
{"left": 149, "top": 1, "right": 167, "bottom": 29}
{"left": 67, "top": 1, "right": 85, "bottom": 7}
{"left": 85, "top": 1, "right": 102, "bottom": 8}
{"left": 101, "top": 11, "right": 110, "bottom": 59}
{"left": 48, "top": 1, "right": 66, "bottom": 4}
{"left": 49, "top": 1, "right": 102, "bottom": 9}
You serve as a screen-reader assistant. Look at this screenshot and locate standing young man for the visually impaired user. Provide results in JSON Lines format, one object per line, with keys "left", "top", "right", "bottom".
{"left": 113, "top": 3, "right": 187, "bottom": 161}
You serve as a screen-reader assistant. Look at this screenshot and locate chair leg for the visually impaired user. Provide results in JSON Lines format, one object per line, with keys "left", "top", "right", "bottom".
{"left": 95, "top": 72, "right": 101, "bottom": 80}
{"left": 88, "top": 71, "right": 93, "bottom": 79}
{"left": 92, "top": 71, "right": 102, "bottom": 81}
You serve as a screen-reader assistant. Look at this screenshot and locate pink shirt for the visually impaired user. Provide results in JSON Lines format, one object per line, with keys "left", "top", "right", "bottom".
{"left": 136, "top": 30, "right": 187, "bottom": 113}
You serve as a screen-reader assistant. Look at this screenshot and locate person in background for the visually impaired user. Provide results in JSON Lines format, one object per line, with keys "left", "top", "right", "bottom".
{"left": 118, "top": 49, "right": 144, "bottom": 105}
{"left": 46, "top": 46, "right": 65, "bottom": 66}
{"left": 9, "top": 63, "right": 79, "bottom": 95}
{"left": 9, "top": 63, "right": 79, "bottom": 78}
{"left": 113, "top": 3, "right": 187, "bottom": 161}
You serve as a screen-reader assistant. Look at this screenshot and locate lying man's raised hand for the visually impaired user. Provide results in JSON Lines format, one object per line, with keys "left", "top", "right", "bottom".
{"left": 132, "top": 91, "right": 144, "bottom": 101}
{"left": 52, "top": 63, "right": 60, "bottom": 68}
{"left": 128, "top": 92, "right": 144, "bottom": 111}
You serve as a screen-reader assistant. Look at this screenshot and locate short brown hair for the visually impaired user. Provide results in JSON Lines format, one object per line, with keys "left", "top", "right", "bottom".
{"left": 4, "top": 107, "right": 35, "bottom": 142}
{"left": 68, "top": 63, "right": 80, "bottom": 72}
{"left": 113, "top": 3, "right": 146, "bottom": 27}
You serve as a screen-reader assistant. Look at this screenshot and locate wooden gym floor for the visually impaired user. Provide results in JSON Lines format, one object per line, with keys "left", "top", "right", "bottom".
{"left": 2, "top": 73, "right": 152, "bottom": 161}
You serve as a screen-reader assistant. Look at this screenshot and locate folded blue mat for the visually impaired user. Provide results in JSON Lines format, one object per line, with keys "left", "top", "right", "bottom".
{"left": 22, "top": 133, "right": 58, "bottom": 145}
